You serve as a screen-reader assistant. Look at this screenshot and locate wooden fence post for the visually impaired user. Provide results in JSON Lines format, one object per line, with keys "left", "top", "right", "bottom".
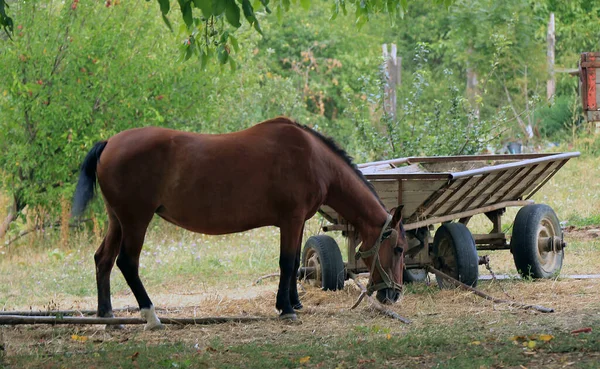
{"left": 547, "top": 13, "right": 555, "bottom": 102}
{"left": 382, "top": 43, "right": 401, "bottom": 120}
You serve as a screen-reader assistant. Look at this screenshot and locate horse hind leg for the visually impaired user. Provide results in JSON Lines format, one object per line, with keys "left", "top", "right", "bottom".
{"left": 116, "top": 219, "right": 163, "bottom": 330}
{"left": 94, "top": 211, "right": 122, "bottom": 328}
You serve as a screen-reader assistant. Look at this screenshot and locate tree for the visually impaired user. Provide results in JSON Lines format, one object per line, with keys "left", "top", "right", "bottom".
{"left": 1, "top": 0, "right": 454, "bottom": 65}
{"left": 0, "top": 0, "right": 317, "bottom": 237}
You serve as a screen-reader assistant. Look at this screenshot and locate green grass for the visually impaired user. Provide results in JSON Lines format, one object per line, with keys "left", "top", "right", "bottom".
{"left": 3, "top": 314, "right": 599, "bottom": 369}
{"left": 565, "top": 213, "right": 600, "bottom": 228}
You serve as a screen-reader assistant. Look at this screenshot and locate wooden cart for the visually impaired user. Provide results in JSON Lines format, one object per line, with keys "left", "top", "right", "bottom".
{"left": 301, "top": 152, "right": 580, "bottom": 290}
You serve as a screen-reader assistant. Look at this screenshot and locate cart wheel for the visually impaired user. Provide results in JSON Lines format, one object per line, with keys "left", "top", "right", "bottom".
{"left": 433, "top": 223, "right": 479, "bottom": 289}
{"left": 403, "top": 268, "right": 428, "bottom": 283}
{"left": 511, "top": 204, "right": 564, "bottom": 279}
{"left": 301, "top": 235, "right": 345, "bottom": 291}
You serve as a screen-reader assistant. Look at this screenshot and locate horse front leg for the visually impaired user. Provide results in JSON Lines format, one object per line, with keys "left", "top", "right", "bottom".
{"left": 276, "top": 219, "right": 304, "bottom": 320}
{"left": 290, "top": 224, "right": 305, "bottom": 310}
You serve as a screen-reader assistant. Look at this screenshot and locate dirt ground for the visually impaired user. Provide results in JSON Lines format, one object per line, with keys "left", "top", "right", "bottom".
{"left": 2, "top": 272, "right": 599, "bottom": 366}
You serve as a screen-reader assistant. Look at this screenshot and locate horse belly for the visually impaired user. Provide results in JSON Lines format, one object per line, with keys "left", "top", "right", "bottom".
{"left": 157, "top": 186, "right": 281, "bottom": 235}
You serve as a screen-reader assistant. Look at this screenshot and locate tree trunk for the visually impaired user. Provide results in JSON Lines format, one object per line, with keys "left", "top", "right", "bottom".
{"left": 466, "top": 47, "right": 480, "bottom": 120}
{"left": 0, "top": 197, "right": 18, "bottom": 240}
{"left": 382, "top": 43, "right": 401, "bottom": 120}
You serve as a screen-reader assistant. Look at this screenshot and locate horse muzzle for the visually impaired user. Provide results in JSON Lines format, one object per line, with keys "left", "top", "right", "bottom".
{"left": 376, "top": 287, "right": 401, "bottom": 304}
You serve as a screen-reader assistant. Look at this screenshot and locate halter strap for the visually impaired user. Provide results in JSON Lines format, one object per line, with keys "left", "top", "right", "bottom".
{"left": 354, "top": 214, "right": 403, "bottom": 295}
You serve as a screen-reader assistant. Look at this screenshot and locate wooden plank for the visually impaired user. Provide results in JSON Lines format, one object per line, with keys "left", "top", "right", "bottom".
{"left": 473, "top": 233, "right": 506, "bottom": 243}
{"left": 443, "top": 173, "right": 492, "bottom": 214}
{"left": 494, "top": 160, "right": 560, "bottom": 202}
{"left": 397, "top": 180, "right": 403, "bottom": 214}
{"left": 404, "top": 200, "right": 533, "bottom": 230}
{"left": 596, "top": 68, "right": 600, "bottom": 109}
{"left": 450, "top": 152, "right": 579, "bottom": 180}
{"left": 434, "top": 166, "right": 553, "bottom": 215}
{"left": 417, "top": 179, "right": 464, "bottom": 218}
{"left": 370, "top": 180, "right": 398, "bottom": 193}
{"left": 382, "top": 193, "right": 433, "bottom": 211}
{"left": 423, "top": 176, "right": 477, "bottom": 217}
{"left": 402, "top": 179, "right": 449, "bottom": 192}
{"left": 484, "top": 166, "right": 532, "bottom": 204}
{"left": 587, "top": 58, "right": 597, "bottom": 109}
{"left": 319, "top": 206, "right": 338, "bottom": 223}
{"left": 526, "top": 159, "right": 568, "bottom": 200}
{"left": 582, "top": 53, "right": 589, "bottom": 111}
{"left": 447, "top": 172, "right": 506, "bottom": 213}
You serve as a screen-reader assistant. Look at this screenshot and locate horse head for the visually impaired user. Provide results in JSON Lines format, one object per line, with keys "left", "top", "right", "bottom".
{"left": 356, "top": 206, "right": 408, "bottom": 304}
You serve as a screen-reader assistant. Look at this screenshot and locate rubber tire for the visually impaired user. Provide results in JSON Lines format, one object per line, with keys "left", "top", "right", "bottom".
{"left": 403, "top": 268, "right": 428, "bottom": 283}
{"left": 302, "top": 235, "right": 345, "bottom": 291}
{"left": 511, "top": 204, "right": 564, "bottom": 279}
{"left": 433, "top": 223, "right": 479, "bottom": 289}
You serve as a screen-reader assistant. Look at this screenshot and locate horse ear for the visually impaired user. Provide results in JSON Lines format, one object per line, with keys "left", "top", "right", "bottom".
{"left": 391, "top": 205, "right": 404, "bottom": 227}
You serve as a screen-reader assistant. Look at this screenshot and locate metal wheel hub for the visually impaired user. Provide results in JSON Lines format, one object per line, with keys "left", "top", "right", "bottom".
{"left": 535, "top": 217, "right": 563, "bottom": 273}
{"left": 305, "top": 252, "right": 322, "bottom": 287}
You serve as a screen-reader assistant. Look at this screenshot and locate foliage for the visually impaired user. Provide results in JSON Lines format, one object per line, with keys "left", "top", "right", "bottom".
{"left": 534, "top": 95, "right": 581, "bottom": 140}
{"left": 0, "top": 0, "right": 599, "bottom": 227}
{"left": 150, "top": 0, "right": 455, "bottom": 65}
{"left": 0, "top": 0, "right": 305, "bottom": 223}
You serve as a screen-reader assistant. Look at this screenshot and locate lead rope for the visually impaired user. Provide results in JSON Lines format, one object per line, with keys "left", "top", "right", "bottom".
{"left": 483, "top": 255, "right": 513, "bottom": 299}
{"left": 351, "top": 215, "right": 394, "bottom": 309}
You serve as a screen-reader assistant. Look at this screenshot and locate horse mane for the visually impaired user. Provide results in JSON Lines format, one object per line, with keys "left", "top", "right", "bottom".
{"left": 267, "top": 117, "right": 386, "bottom": 210}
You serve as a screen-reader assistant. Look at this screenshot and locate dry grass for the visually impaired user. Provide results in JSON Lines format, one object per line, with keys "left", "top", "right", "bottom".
{"left": 2, "top": 276, "right": 599, "bottom": 366}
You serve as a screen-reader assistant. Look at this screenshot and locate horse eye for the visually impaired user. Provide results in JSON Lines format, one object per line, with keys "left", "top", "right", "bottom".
{"left": 394, "top": 246, "right": 403, "bottom": 255}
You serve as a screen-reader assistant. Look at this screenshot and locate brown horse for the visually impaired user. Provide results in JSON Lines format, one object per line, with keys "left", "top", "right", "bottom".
{"left": 72, "top": 117, "right": 407, "bottom": 329}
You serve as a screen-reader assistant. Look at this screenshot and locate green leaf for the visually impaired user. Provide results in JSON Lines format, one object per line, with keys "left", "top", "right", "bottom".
{"left": 212, "top": 0, "right": 226, "bottom": 15}
{"left": 228, "top": 57, "right": 237, "bottom": 72}
{"left": 241, "top": 0, "right": 262, "bottom": 35}
{"left": 329, "top": 3, "right": 337, "bottom": 21}
{"left": 276, "top": 4, "right": 283, "bottom": 23}
{"left": 300, "top": 0, "right": 310, "bottom": 11}
{"left": 224, "top": 0, "right": 241, "bottom": 27}
{"left": 0, "top": 0, "right": 14, "bottom": 36}
{"left": 217, "top": 45, "right": 229, "bottom": 64}
{"left": 220, "top": 30, "right": 230, "bottom": 43}
{"left": 229, "top": 34, "right": 240, "bottom": 52}
{"left": 192, "top": 0, "right": 212, "bottom": 17}
{"left": 157, "top": 0, "right": 170, "bottom": 15}
{"left": 161, "top": 13, "right": 173, "bottom": 32}
{"left": 259, "top": 0, "right": 271, "bottom": 13}
{"left": 179, "top": 0, "right": 194, "bottom": 28}
{"left": 200, "top": 50, "right": 209, "bottom": 69}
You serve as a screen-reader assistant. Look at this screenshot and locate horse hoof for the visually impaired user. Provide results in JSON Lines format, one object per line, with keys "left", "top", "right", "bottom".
{"left": 105, "top": 324, "right": 125, "bottom": 330}
{"left": 279, "top": 313, "right": 298, "bottom": 321}
{"left": 144, "top": 322, "right": 165, "bottom": 331}
{"left": 293, "top": 302, "right": 303, "bottom": 310}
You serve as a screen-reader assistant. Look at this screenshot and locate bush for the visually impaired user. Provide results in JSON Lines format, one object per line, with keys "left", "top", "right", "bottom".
{"left": 534, "top": 95, "right": 581, "bottom": 141}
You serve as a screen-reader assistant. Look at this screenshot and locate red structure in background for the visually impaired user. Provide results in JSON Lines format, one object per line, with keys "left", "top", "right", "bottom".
{"left": 580, "top": 52, "right": 600, "bottom": 122}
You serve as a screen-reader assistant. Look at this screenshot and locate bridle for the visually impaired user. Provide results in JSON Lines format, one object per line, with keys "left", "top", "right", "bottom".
{"left": 354, "top": 214, "right": 403, "bottom": 295}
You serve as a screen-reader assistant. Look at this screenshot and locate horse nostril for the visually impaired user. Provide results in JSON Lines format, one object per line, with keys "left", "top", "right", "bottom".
{"left": 376, "top": 288, "right": 400, "bottom": 304}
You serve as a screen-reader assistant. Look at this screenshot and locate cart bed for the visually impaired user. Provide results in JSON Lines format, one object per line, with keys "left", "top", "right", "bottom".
{"left": 319, "top": 152, "right": 579, "bottom": 229}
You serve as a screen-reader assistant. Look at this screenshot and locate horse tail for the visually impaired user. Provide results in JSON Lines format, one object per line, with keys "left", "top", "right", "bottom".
{"left": 72, "top": 141, "right": 108, "bottom": 217}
